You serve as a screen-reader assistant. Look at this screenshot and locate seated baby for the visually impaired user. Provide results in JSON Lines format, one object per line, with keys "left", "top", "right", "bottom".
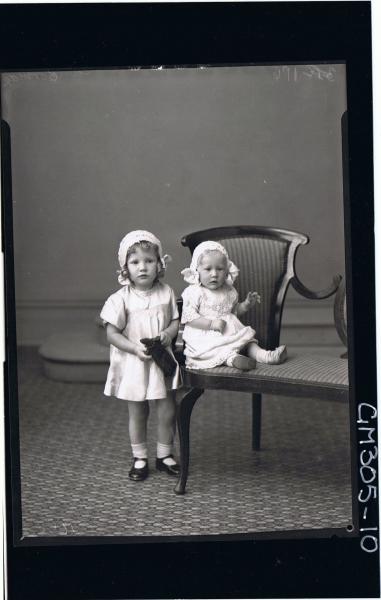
{"left": 180, "top": 240, "right": 287, "bottom": 371}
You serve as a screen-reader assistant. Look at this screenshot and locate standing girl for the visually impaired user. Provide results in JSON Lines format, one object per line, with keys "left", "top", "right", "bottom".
{"left": 181, "top": 240, "right": 287, "bottom": 370}
{"left": 101, "top": 230, "right": 182, "bottom": 482}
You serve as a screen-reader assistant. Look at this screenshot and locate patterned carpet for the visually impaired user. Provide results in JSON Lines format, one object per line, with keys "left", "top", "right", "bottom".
{"left": 17, "top": 348, "right": 353, "bottom": 538}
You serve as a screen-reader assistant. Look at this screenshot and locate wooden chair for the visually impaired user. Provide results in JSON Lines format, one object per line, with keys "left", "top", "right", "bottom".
{"left": 174, "top": 226, "right": 349, "bottom": 495}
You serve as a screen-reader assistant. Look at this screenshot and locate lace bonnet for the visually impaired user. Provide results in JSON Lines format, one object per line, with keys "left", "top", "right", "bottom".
{"left": 118, "top": 230, "right": 171, "bottom": 286}
{"left": 181, "top": 240, "right": 239, "bottom": 286}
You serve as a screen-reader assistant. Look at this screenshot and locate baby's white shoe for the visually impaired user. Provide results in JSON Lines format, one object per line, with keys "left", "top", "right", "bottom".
{"left": 261, "top": 345, "right": 287, "bottom": 365}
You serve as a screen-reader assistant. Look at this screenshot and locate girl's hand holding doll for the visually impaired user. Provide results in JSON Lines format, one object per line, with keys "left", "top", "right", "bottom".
{"left": 134, "top": 342, "right": 152, "bottom": 361}
{"left": 159, "top": 331, "right": 172, "bottom": 347}
{"left": 106, "top": 324, "right": 151, "bottom": 362}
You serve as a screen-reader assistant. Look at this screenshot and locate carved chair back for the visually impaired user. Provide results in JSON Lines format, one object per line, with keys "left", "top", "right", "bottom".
{"left": 181, "top": 226, "right": 309, "bottom": 349}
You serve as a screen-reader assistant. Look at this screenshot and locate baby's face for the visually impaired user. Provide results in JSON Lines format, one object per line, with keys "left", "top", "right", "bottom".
{"left": 197, "top": 251, "right": 228, "bottom": 290}
{"left": 127, "top": 247, "right": 159, "bottom": 290}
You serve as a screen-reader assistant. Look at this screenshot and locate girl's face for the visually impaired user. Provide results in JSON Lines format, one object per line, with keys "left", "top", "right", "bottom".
{"left": 197, "top": 251, "right": 228, "bottom": 290}
{"left": 127, "top": 247, "right": 160, "bottom": 290}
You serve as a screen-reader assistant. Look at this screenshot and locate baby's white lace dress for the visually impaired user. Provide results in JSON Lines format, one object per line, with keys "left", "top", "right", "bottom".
{"left": 181, "top": 284, "right": 257, "bottom": 370}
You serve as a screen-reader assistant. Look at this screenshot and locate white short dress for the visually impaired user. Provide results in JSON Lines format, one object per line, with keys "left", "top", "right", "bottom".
{"left": 181, "top": 284, "right": 257, "bottom": 370}
{"left": 100, "top": 281, "right": 182, "bottom": 401}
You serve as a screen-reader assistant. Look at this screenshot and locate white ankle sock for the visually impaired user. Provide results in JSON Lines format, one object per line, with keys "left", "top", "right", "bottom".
{"left": 157, "top": 442, "right": 176, "bottom": 466}
{"left": 131, "top": 442, "right": 148, "bottom": 469}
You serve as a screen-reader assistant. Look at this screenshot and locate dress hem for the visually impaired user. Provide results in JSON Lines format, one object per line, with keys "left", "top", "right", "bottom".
{"left": 104, "top": 386, "right": 182, "bottom": 402}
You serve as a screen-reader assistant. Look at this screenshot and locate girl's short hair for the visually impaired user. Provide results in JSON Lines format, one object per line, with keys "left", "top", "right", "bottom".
{"left": 120, "top": 240, "right": 163, "bottom": 282}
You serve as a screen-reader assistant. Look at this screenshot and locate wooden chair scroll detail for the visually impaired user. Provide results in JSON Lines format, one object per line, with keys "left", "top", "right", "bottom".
{"left": 333, "top": 276, "right": 348, "bottom": 358}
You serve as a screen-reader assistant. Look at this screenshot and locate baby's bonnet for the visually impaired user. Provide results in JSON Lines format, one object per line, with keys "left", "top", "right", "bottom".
{"left": 181, "top": 240, "right": 239, "bottom": 286}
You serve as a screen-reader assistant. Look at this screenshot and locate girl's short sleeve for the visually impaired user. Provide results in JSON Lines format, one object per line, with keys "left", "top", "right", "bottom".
{"left": 169, "top": 287, "right": 180, "bottom": 320}
{"left": 181, "top": 285, "right": 202, "bottom": 324}
{"left": 100, "top": 292, "right": 127, "bottom": 330}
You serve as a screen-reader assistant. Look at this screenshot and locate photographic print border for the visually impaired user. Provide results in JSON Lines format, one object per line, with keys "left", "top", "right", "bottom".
{"left": 1, "top": 61, "right": 355, "bottom": 547}
{"left": 1, "top": 2, "right": 378, "bottom": 599}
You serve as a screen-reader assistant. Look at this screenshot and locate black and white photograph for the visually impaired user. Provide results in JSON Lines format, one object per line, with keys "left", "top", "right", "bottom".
{"left": 2, "top": 62, "right": 354, "bottom": 538}
{"left": 0, "top": 3, "right": 378, "bottom": 599}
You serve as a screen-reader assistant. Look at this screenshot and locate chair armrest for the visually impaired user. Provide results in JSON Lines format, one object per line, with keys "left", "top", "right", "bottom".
{"left": 290, "top": 273, "right": 342, "bottom": 300}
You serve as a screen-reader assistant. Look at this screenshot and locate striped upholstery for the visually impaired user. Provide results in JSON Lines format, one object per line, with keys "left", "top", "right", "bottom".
{"left": 190, "top": 355, "right": 348, "bottom": 388}
{"left": 213, "top": 235, "right": 289, "bottom": 348}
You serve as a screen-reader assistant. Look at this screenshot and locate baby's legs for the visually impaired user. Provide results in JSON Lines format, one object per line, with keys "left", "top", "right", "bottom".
{"left": 156, "top": 392, "right": 179, "bottom": 474}
{"left": 226, "top": 353, "right": 256, "bottom": 371}
{"left": 128, "top": 400, "right": 149, "bottom": 471}
{"left": 247, "top": 342, "right": 287, "bottom": 365}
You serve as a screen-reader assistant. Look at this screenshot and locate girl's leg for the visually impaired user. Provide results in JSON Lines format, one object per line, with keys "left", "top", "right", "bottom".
{"left": 128, "top": 400, "right": 149, "bottom": 446}
{"left": 127, "top": 400, "right": 149, "bottom": 479}
{"left": 247, "top": 342, "right": 287, "bottom": 364}
{"left": 156, "top": 392, "right": 180, "bottom": 475}
{"left": 156, "top": 392, "right": 176, "bottom": 446}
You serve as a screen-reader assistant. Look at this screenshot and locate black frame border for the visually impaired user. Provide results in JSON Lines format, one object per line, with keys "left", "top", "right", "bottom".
{"left": 1, "top": 3, "right": 378, "bottom": 599}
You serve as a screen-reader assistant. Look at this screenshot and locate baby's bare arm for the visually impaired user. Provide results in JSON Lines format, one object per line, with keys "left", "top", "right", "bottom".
{"left": 187, "top": 317, "right": 213, "bottom": 330}
{"left": 236, "top": 291, "right": 261, "bottom": 317}
{"left": 187, "top": 317, "right": 226, "bottom": 333}
{"left": 106, "top": 323, "right": 150, "bottom": 361}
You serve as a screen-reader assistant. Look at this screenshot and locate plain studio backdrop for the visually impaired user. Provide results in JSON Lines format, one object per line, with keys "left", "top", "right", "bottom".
{"left": 1, "top": 64, "right": 347, "bottom": 348}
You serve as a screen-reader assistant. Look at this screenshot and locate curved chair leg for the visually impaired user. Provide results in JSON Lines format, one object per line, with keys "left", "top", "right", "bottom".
{"left": 174, "top": 387, "right": 204, "bottom": 495}
{"left": 252, "top": 393, "right": 262, "bottom": 450}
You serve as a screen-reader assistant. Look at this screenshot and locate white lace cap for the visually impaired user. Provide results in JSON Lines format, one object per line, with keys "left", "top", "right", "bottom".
{"left": 117, "top": 230, "right": 171, "bottom": 285}
{"left": 181, "top": 240, "right": 239, "bottom": 285}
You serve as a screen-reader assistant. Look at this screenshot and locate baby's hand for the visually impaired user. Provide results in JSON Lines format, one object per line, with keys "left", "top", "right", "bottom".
{"left": 134, "top": 342, "right": 152, "bottom": 362}
{"left": 211, "top": 318, "right": 226, "bottom": 333}
{"left": 244, "top": 291, "right": 261, "bottom": 308}
{"left": 159, "top": 331, "right": 172, "bottom": 347}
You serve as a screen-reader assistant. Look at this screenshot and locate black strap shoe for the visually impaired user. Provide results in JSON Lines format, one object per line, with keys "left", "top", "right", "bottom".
{"left": 129, "top": 457, "right": 149, "bottom": 481}
{"left": 155, "top": 455, "right": 180, "bottom": 477}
